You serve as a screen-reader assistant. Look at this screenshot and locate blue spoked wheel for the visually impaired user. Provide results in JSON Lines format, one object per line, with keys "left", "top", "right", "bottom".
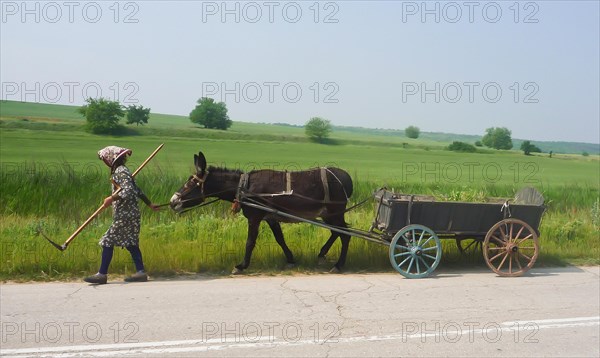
{"left": 389, "top": 224, "right": 442, "bottom": 278}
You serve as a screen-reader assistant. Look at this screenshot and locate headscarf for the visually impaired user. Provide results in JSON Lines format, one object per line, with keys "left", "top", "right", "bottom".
{"left": 98, "top": 146, "right": 132, "bottom": 168}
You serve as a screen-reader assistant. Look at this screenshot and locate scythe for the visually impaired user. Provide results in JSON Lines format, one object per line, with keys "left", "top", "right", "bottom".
{"left": 38, "top": 143, "right": 164, "bottom": 251}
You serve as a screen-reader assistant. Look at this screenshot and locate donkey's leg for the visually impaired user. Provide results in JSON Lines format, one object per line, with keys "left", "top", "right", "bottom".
{"left": 266, "top": 219, "right": 295, "bottom": 267}
{"left": 323, "top": 211, "right": 351, "bottom": 272}
{"left": 332, "top": 234, "right": 351, "bottom": 273}
{"left": 318, "top": 232, "right": 339, "bottom": 264}
{"left": 232, "top": 219, "right": 260, "bottom": 274}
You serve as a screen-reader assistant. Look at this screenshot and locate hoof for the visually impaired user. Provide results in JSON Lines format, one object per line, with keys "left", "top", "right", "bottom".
{"left": 329, "top": 266, "right": 341, "bottom": 274}
{"left": 231, "top": 267, "right": 244, "bottom": 275}
{"left": 285, "top": 263, "right": 296, "bottom": 269}
{"left": 317, "top": 256, "right": 327, "bottom": 265}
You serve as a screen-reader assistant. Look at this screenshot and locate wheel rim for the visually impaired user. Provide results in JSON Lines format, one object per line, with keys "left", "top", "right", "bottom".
{"left": 389, "top": 224, "right": 441, "bottom": 278}
{"left": 483, "top": 219, "right": 539, "bottom": 277}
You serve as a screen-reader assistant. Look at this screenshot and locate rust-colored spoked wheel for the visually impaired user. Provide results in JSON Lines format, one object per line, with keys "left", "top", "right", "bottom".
{"left": 483, "top": 218, "right": 539, "bottom": 277}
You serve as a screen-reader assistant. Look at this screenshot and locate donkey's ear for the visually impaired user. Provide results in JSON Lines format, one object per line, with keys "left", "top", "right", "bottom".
{"left": 195, "top": 152, "right": 207, "bottom": 174}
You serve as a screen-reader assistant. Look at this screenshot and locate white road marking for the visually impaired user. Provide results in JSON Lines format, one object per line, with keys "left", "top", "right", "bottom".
{"left": 2, "top": 316, "right": 599, "bottom": 357}
{"left": 502, "top": 316, "right": 600, "bottom": 325}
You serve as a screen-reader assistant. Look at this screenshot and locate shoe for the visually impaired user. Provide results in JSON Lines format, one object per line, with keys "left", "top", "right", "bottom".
{"left": 84, "top": 273, "right": 107, "bottom": 284}
{"left": 124, "top": 271, "right": 148, "bottom": 282}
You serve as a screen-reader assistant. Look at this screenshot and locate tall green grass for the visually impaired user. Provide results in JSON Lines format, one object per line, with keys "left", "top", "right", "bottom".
{"left": 1, "top": 166, "right": 598, "bottom": 280}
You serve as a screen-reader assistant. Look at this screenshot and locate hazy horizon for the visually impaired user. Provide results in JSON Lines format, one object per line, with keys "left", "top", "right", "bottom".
{"left": 2, "top": 1, "right": 599, "bottom": 143}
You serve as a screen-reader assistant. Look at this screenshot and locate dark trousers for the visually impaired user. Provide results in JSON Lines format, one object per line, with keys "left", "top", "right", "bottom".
{"left": 99, "top": 246, "right": 145, "bottom": 274}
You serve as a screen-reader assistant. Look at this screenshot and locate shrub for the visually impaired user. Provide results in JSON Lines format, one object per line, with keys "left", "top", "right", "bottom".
{"left": 447, "top": 141, "right": 477, "bottom": 152}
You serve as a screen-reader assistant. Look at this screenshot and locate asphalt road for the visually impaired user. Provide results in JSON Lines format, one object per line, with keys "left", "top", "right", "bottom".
{"left": 1, "top": 266, "right": 599, "bottom": 357}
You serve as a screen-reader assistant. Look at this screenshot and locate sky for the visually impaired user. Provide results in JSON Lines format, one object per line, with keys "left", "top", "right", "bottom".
{"left": 1, "top": 0, "right": 599, "bottom": 143}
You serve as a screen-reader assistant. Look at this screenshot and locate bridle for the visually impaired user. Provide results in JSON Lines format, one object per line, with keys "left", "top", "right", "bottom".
{"left": 174, "top": 171, "right": 230, "bottom": 214}
{"left": 178, "top": 171, "right": 209, "bottom": 204}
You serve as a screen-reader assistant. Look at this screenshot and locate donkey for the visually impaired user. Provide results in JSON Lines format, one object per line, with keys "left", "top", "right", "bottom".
{"left": 170, "top": 151, "right": 354, "bottom": 274}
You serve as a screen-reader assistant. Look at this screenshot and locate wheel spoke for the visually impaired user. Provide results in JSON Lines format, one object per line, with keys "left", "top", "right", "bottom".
{"left": 398, "top": 256, "right": 411, "bottom": 267}
{"left": 518, "top": 245, "right": 536, "bottom": 251}
{"left": 487, "top": 246, "right": 504, "bottom": 250}
{"left": 513, "top": 225, "right": 525, "bottom": 243}
{"left": 518, "top": 252, "right": 532, "bottom": 261}
{"left": 490, "top": 235, "right": 504, "bottom": 245}
{"left": 415, "top": 257, "right": 421, "bottom": 274}
{"left": 407, "top": 257, "right": 415, "bottom": 273}
{"left": 423, "top": 253, "right": 437, "bottom": 260}
{"left": 499, "top": 225, "right": 507, "bottom": 240}
{"left": 515, "top": 234, "right": 533, "bottom": 246}
{"left": 395, "top": 244, "right": 409, "bottom": 250}
{"left": 394, "top": 252, "right": 411, "bottom": 258}
{"left": 417, "top": 230, "right": 426, "bottom": 246}
{"left": 421, "top": 236, "right": 434, "bottom": 247}
{"left": 489, "top": 250, "right": 506, "bottom": 262}
{"left": 509, "top": 223, "right": 514, "bottom": 243}
{"left": 401, "top": 235, "right": 412, "bottom": 247}
{"left": 497, "top": 252, "right": 510, "bottom": 271}
{"left": 508, "top": 253, "right": 513, "bottom": 274}
{"left": 422, "top": 246, "right": 438, "bottom": 252}
{"left": 515, "top": 255, "right": 523, "bottom": 270}
{"left": 463, "top": 240, "right": 477, "bottom": 251}
{"left": 418, "top": 256, "right": 431, "bottom": 271}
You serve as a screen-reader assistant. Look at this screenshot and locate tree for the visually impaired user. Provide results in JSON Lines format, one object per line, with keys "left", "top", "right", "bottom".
{"left": 305, "top": 117, "right": 332, "bottom": 142}
{"left": 126, "top": 105, "right": 151, "bottom": 126}
{"left": 405, "top": 125, "right": 420, "bottom": 139}
{"left": 520, "top": 140, "right": 541, "bottom": 155}
{"left": 481, "top": 127, "right": 513, "bottom": 150}
{"left": 189, "top": 97, "right": 232, "bottom": 130}
{"left": 78, "top": 98, "right": 124, "bottom": 134}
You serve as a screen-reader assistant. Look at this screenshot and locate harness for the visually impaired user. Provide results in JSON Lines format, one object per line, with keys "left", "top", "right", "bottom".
{"left": 231, "top": 168, "right": 350, "bottom": 213}
{"left": 320, "top": 168, "right": 331, "bottom": 203}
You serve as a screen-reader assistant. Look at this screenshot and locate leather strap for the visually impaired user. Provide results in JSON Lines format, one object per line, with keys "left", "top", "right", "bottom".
{"left": 320, "top": 168, "right": 331, "bottom": 203}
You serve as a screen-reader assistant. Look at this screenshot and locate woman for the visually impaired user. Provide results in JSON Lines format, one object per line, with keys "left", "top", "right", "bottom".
{"left": 84, "top": 146, "right": 160, "bottom": 284}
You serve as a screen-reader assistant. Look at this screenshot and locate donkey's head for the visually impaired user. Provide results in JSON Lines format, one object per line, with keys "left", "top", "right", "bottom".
{"left": 170, "top": 151, "right": 208, "bottom": 213}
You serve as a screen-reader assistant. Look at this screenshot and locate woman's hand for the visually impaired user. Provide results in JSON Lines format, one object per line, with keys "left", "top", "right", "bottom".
{"left": 102, "top": 196, "right": 114, "bottom": 208}
{"left": 149, "top": 203, "right": 161, "bottom": 212}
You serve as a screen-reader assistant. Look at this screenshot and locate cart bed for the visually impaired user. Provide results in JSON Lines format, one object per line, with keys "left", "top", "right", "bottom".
{"left": 374, "top": 190, "right": 545, "bottom": 237}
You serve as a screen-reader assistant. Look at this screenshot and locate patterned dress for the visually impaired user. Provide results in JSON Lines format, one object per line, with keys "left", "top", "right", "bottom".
{"left": 99, "top": 165, "right": 143, "bottom": 247}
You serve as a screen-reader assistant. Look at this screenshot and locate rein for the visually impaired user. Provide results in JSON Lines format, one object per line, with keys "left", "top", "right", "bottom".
{"left": 177, "top": 198, "right": 221, "bottom": 215}
{"left": 174, "top": 187, "right": 234, "bottom": 215}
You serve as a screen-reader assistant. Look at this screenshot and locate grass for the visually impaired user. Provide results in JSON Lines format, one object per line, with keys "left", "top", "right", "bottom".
{"left": 0, "top": 100, "right": 599, "bottom": 280}
{"left": 1, "top": 166, "right": 598, "bottom": 281}
{"left": 1, "top": 128, "right": 597, "bottom": 187}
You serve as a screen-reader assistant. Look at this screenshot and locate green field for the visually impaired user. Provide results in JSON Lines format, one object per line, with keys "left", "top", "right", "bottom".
{"left": 1, "top": 100, "right": 599, "bottom": 281}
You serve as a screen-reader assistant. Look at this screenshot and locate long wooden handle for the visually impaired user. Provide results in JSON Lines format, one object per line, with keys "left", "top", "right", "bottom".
{"left": 132, "top": 143, "right": 164, "bottom": 177}
{"left": 63, "top": 204, "right": 106, "bottom": 247}
{"left": 62, "top": 144, "right": 164, "bottom": 249}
